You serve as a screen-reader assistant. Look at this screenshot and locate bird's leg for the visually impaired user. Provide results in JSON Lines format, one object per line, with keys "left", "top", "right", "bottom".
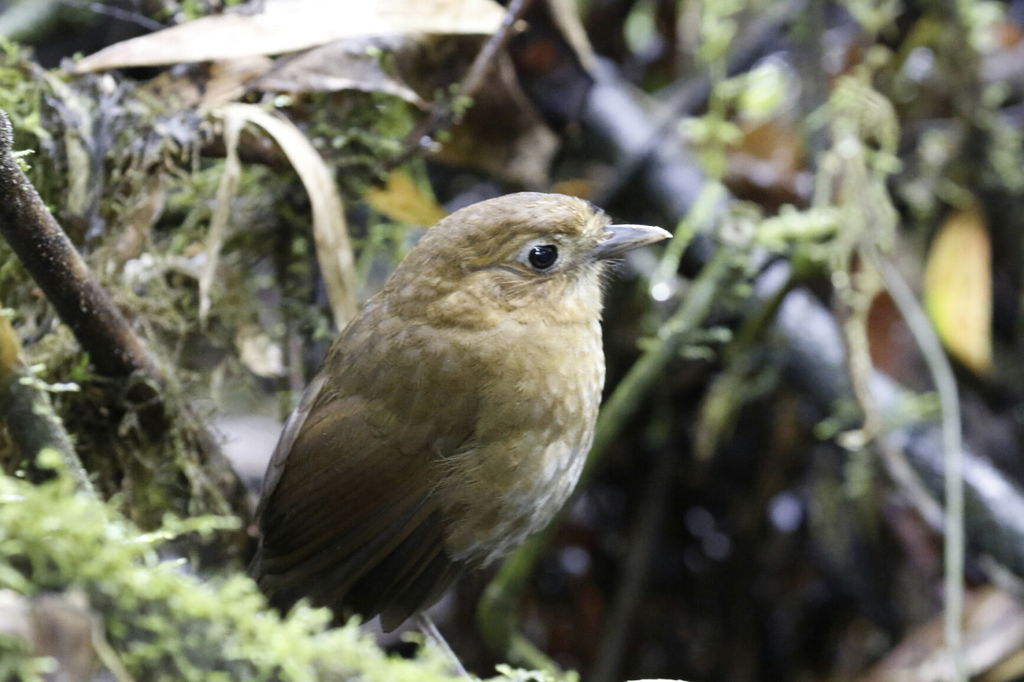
{"left": 416, "top": 613, "right": 471, "bottom": 679}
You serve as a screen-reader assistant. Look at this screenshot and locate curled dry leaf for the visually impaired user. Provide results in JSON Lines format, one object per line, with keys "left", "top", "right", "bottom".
{"left": 252, "top": 38, "right": 425, "bottom": 106}
{"left": 199, "top": 108, "right": 244, "bottom": 327}
{"left": 213, "top": 103, "right": 357, "bottom": 329}
{"left": 72, "top": 0, "right": 505, "bottom": 74}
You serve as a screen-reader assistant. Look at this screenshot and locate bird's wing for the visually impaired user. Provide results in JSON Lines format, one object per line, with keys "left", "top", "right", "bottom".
{"left": 251, "top": 321, "right": 478, "bottom": 630}
{"left": 253, "top": 372, "right": 326, "bottom": 523}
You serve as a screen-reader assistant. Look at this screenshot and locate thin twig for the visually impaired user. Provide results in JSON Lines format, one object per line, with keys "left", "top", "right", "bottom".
{"left": 415, "top": 614, "right": 470, "bottom": 679}
{"left": 590, "top": 0, "right": 804, "bottom": 208}
{"left": 67, "top": 0, "right": 167, "bottom": 32}
{"left": 0, "top": 110, "right": 162, "bottom": 383}
{"left": 870, "top": 250, "right": 965, "bottom": 682}
{"left": 455, "top": 0, "right": 533, "bottom": 111}
{"left": 387, "top": 0, "right": 533, "bottom": 170}
{"left": 589, "top": 440, "right": 676, "bottom": 682}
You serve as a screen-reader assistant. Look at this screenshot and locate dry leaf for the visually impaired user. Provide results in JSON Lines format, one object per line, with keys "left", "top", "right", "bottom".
{"left": 862, "top": 586, "right": 1024, "bottom": 681}
{"left": 199, "top": 108, "right": 243, "bottom": 327}
{"left": 365, "top": 170, "right": 446, "bottom": 226}
{"left": 113, "top": 173, "right": 166, "bottom": 262}
{"left": 236, "top": 324, "right": 286, "bottom": 378}
{"left": 73, "top": 0, "right": 505, "bottom": 73}
{"left": 923, "top": 203, "right": 993, "bottom": 374}
{"left": 725, "top": 121, "right": 810, "bottom": 208}
{"left": 202, "top": 56, "right": 276, "bottom": 107}
{"left": 252, "top": 38, "right": 425, "bottom": 105}
{"left": 0, "top": 313, "right": 22, "bottom": 374}
{"left": 213, "top": 103, "right": 357, "bottom": 329}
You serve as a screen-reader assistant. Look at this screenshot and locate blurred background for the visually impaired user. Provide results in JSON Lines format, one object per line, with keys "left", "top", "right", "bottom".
{"left": 3, "top": 0, "right": 1024, "bottom": 680}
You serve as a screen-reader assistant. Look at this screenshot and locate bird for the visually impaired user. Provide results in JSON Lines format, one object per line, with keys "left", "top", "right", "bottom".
{"left": 250, "top": 192, "right": 670, "bottom": 632}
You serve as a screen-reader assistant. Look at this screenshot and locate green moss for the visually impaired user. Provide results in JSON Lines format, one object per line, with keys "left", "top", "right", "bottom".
{"left": 0, "top": 41, "right": 49, "bottom": 145}
{"left": 299, "top": 91, "right": 416, "bottom": 197}
{"left": 0, "top": 458, "right": 558, "bottom": 681}
{"left": 0, "top": 633, "right": 56, "bottom": 681}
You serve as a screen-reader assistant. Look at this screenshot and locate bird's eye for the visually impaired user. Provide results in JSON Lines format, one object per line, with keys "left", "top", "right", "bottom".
{"left": 527, "top": 244, "right": 558, "bottom": 271}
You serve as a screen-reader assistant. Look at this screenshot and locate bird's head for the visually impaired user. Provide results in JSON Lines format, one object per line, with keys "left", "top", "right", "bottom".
{"left": 383, "top": 192, "right": 670, "bottom": 328}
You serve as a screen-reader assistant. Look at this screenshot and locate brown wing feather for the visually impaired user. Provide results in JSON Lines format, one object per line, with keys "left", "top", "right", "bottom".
{"left": 250, "top": 309, "right": 479, "bottom": 630}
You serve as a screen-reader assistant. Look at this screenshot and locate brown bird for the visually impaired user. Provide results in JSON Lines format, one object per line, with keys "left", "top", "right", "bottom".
{"left": 251, "top": 192, "right": 669, "bottom": 631}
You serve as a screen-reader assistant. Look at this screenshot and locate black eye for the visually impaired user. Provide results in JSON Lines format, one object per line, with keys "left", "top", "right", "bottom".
{"left": 528, "top": 244, "right": 558, "bottom": 270}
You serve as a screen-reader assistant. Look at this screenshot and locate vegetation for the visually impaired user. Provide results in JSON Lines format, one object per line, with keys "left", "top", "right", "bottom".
{"left": 1, "top": 0, "right": 1024, "bottom": 679}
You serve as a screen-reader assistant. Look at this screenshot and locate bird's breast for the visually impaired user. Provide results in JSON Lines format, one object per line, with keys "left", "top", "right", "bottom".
{"left": 437, "top": 317, "right": 605, "bottom": 565}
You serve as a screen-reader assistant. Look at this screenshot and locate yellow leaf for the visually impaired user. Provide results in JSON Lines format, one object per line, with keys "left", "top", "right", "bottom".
{"left": 365, "top": 170, "right": 446, "bottom": 226}
{"left": 923, "top": 204, "right": 992, "bottom": 374}
{"left": 0, "top": 313, "right": 22, "bottom": 377}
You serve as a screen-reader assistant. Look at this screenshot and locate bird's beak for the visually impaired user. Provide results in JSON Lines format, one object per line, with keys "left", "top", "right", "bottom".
{"left": 592, "top": 224, "right": 672, "bottom": 260}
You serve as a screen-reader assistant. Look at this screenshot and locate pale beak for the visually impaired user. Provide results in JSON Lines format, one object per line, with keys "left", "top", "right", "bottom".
{"left": 592, "top": 223, "right": 672, "bottom": 260}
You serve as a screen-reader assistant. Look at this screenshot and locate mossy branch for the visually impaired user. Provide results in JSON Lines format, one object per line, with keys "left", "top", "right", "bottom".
{"left": 0, "top": 311, "right": 92, "bottom": 493}
{"left": 0, "top": 108, "right": 249, "bottom": 523}
{"left": 0, "top": 109, "right": 162, "bottom": 384}
{"left": 0, "top": 467, "right": 563, "bottom": 681}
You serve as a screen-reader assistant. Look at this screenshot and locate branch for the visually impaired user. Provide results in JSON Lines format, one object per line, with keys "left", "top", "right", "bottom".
{"left": 0, "top": 108, "right": 250, "bottom": 523}
{"left": 388, "top": 0, "right": 534, "bottom": 169}
{"left": 0, "top": 310, "right": 92, "bottom": 493}
{"left": 0, "top": 109, "right": 162, "bottom": 383}
{"left": 871, "top": 250, "right": 965, "bottom": 681}
{"left": 589, "top": 435, "right": 676, "bottom": 682}
{"left": 772, "top": 281, "right": 1024, "bottom": 575}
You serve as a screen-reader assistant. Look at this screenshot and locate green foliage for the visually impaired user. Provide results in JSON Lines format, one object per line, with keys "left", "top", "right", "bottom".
{"left": 840, "top": 0, "right": 902, "bottom": 39}
{"left": 0, "top": 634, "right": 55, "bottom": 682}
{"left": 493, "top": 665, "right": 574, "bottom": 682}
{"left": 0, "top": 41, "right": 49, "bottom": 145}
{"left": 305, "top": 91, "right": 416, "bottom": 196}
{"left": 954, "top": 0, "right": 1003, "bottom": 51}
{"left": 0, "top": 35, "right": 422, "bottom": 525}
{"left": 695, "top": 0, "right": 745, "bottom": 70}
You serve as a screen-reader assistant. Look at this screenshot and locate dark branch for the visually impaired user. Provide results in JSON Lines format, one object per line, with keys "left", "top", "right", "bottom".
{"left": 0, "top": 108, "right": 251, "bottom": 525}
{"left": 0, "top": 109, "right": 162, "bottom": 382}
{"left": 387, "top": 0, "right": 535, "bottom": 169}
